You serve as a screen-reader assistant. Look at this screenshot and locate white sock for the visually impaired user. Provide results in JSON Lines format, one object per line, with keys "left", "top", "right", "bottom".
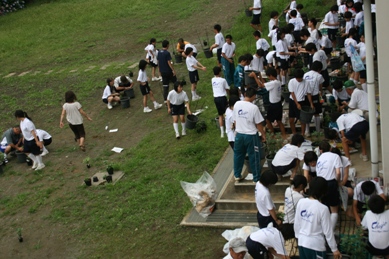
{"left": 220, "top": 126, "right": 224, "bottom": 134}
{"left": 36, "top": 155, "right": 43, "bottom": 165}
{"left": 330, "top": 213, "right": 338, "bottom": 230}
{"left": 173, "top": 123, "right": 179, "bottom": 134}
{"left": 281, "top": 75, "right": 286, "bottom": 85}
{"left": 181, "top": 123, "right": 186, "bottom": 132}
{"left": 305, "top": 126, "right": 310, "bottom": 134}
{"left": 28, "top": 153, "right": 37, "bottom": 163}
{"left": 362, "top": 83, "right": 367, "bottom": 92}
{"left": 277, "top": 75, "right": 280, "bottom": 81}
{"left": 43, "top": 146, "right": 48, "bottom": 153}
{"left": 153, "top": 101, "right": 158, "bottom": 106}
{"left": 191, "top": 91, "right": 196, "bottom": 97}
{"left": 315, "top": 117, "right": 321, "bottom": 132}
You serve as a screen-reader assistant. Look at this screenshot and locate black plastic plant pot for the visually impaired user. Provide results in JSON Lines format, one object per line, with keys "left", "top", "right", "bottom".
{"left": 18, "top": 236, "right": 23, "bottom": 242}
{"left": 87, "top": 164, "right": 91, "bottom": 168}
{"left": 203, "top": 40, "right": 208, "bottom": 46}
{"left": 106, "top": 175, "right": 113, "bottom": 183}
{"left": 93, "top": 176, "right": 98, "bottom": 182}
{"left": 107, "top": 166, "right": 114, "bottom": 175}
{"left": 129, "top": 71, "right": 134, "bottom": 77}
{"left": 84, "top": 178, "right": 92, "bottom": 186}
{"left": 26, "top": 159, "right": 33, "bottom": 166}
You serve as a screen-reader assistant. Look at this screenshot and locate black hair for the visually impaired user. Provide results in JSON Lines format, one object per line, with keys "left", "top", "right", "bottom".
{"left": 330, "top": 5, "right": 339, "bottom": 12}
{"left": 256, "top": 49, "right": 265, "bottom": 57}
{"left": 139, "top": 59, "right": 148, "bottom": 71}
{"left": 300, "top": 28, "right": 310, "bottom": 38}
{"left": 238, "top": 55, "right": 248, "bottom": 63}
{"left": 309, "top": 177, "right": 328, "bottom": 200}
{"left": 291, "top": 175, "right": 307, "bottom": 189}
{"left": 149, "top": 38, "right": 156, "bottom": 44}
{"left": 177, "top": 38, "right": 184, "bottom": 43}
{"left": 354, "top": 2, "right": 362, "bottom": 13}
{"left": 348, "top": 28, "right": 357, "bottom": 38}
{"left": 225, "top": 34, "right": 232, "bottom": 40}
{"left": 162, "top": 40, "right": 169, "bottom": 48}
{"left": 311, "top": 61, "right": 323, "bottom": 72}
{"left": 368, "top": 195, "right": 386, "bottom": 214}
{"left": 173, "top": 81, "right": 182, "bottom": 92}
{"left": 253, "top": 31, "right": 261, "bottom": 38}
{"left": 229, "top": 87, "right": 239, "bottom": 97}
{"left": 331, "top": 147, "right": 342, "bottom": 158}
{"left": 259, "top": 170, "right": 278, "bottom": 187}
{"left": 65, "top": 90, "right": 77, "bottom": 103}
{"left": 294, "top": 68, "right": 304, "bottom": 79}
{"left": 265, "top": 67, "right": 277, "bottom": 78}
{"left": 245, "top": 53, "right": 254, "bottom": 62}
{"left": 106, "top": 78, "right": 114, "bottom": 93}
{"left": 304, "top": 151, "right": 318, "bottom": 165}
{"left": 270, "top": 11, "right": 279, "bottom": 19}
{"left": 272, "top": 25, "right": 279, "bottom": 30}
{"left": 309, "top": 18, "right": 317, "bottom": 27}
{"left": 332, "top": 79, "right": 343, "bottom": 90}
{"left": 330, "top": 112, "right": 342, "bottom": 123}
{"left": 290, "top": 10, "right": 297, "bottom": 17}
{"left": 214, "top": 24, "right": 221, "bottom": 32}
{"left": 184, "top": 47, "right": 193, "bottom": 56}
{"left": 13, "top": 125, "right": 21, "bottom": 129}
{"left": 106, "top": 78, "right": 113, "bottom": 85}
{"left": 361, "top": 181, "right": 376, "bottom": 196}
{"left": 305, "top": 43, "right": 317, "bottom": 52}
{"left": 344, "top": 11, "right": 352, "bottom": 19}
{"left": 319, "top": 141, "right": 331, "bottom": 153}
{"left": 277, "top": 28, "right": 285, "bottom": 41}
{"left": 296, "top": 4, "right": 303, "bottom": 10}
{"left": 291, "top": 134, "right": 305, "bottom": 146}
{"left": 287, "top": 23, "right": 295, "bottom": 32}
{"left": 14, "top": 110, "right": 32, "bottom": 121}
{"left": 327, "top": 129, "right": 339, "bottom": 140}
{"left": 213, "top": 66, "right": 222, "bottom": 75}
{"left": 318, "top": 30, "right": 323, "bottom": 38}
{"left": 245, "top": 87, "right": 257, "bottom": 98}
{"left": 229, "top": 95, "right": 240, "bottom": 108}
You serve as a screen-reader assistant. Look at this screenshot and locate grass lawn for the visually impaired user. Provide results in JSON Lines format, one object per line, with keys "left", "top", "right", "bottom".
{"left": 0, "top": 0, "right": 331, "bottom": 258}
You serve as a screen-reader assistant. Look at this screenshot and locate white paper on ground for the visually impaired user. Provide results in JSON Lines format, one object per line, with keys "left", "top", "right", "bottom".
{"left": 111, "top": 147, "right": 123, "bottom": 153}
{"left": 109, "top": 129, "right": 118, "bottom": 132}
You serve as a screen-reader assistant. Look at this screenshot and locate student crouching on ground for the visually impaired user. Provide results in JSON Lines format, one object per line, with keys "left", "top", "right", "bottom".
{"left": 102, "top": 78, "right": 120, "bottom": 110}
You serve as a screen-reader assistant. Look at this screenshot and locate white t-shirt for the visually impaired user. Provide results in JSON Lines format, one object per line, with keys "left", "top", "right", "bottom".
{"left": 20, "top": 118, "right": 36, "bottom": 141}
{"left": 313, "top": 50, "right": 328, "bottom": 70}
{"left": 309, "top": 28, "right": 319, "bottom": 42}
{"left": 294, "top": 198, "right": 338, "bottom": 252}
{"left": 289, "top": 17, "right": 304, "bottom": 31}
{"left": 319, "top": 35, "right": 333, "bottom": 49}
{"left": 114, "top": 76, "right": 133, "bottom": 88}
{"left": 284, "top": 187, "right": 304, "bottom": 224}
{"left": 348, "top": 88, "right": 368, "bottom": 110}
{"left": 268, "top": 29, "right": 278, "bottom": 46}
{"left": 102, "top": 85, "right": 113, "bottom": 99}
{"left": 357, "top": 42, "right": 366, "bottom": 64}
{"left": 353, "top": 180, "right": 384, "bottom": 203}
{"left": 249, "top": 227, "right": 287, "bottom": 256}
{"left": 256, "top": 38, "right": 270, "bottom": 51}
{"left": 285, "top": 34, "right": 294, "bottom": 48}
{"left": 302, "top": 162, "right": 316, "bottom": 173}
{"left": 225, "top": 108, "right": 235, "bottom": 142}
{"left": 290, "top": 0, "right": 296, "bottom": 10}
{"left": 36, "top": 129, "right": 51, "bottom": 141}
{"left": 316, "top": 152, "right": 342, "bottom": 180}
{"left": 336, "top": 112, "right": 365, "bottom": 132}
{"left": 324, "top": 11, "right": 339, "bottom": 29}
{"left": 344, "top": 38, "right": 358, "bottom": 57}
{"left": 212, "top": 77, "right": 229, "bottom": 97}
{"left": 354, "top": 12, "right": 364, "bottom": 27}
{"left": 332, "top": 88, "right": 350, "bottom": 101}
{"left": 145, "top": 44, "right": 157, "bottom": 64}
{"left": 137, "top": 69, "right": 147, "bottom": 83}
{"left": 233, "top": 101, "right": 264, "bottom": 135}
{"left": 222, "top": 42, "right": 236, "bottom": 58}
{"left": 215, "top": 32, "right": 225, "bottom": 49}
{"left": 268, "top": 18, "right": 277, "bottom": 33}
{"left": 247, "top": 55, "right": 264, "bottom": 72}
{"left": 275, "top": 39, "right": 289, "bottom": 60}
{"left": 361, "top": 210, "right": 389, "bottom": 250}
{"left": 265, "top": 80, "right": 282, "bottom": 103}
{"left": 186, "top": 55, "right": 198, "bottom": 72}
{"left": 184, "top": 43, "right": 197, "bottom": 54}
{"left": 305, "top": 36, "right": 321, "bottom": 51}
{"left": 255, "top": 182, "right": 275, "bottom": 217}
{"left": 63, "top": 102, "right": 83, "bottom": 125}
{"left": 266, "top": 51, "right": 276, "bottom": 65}
{"left": 253, "top": 0, "right": 262, "bottom": 15}
{"left": 345, "top": 20, "right": 354, "bottom": 34}
{"left": 303, "top": 71, "right": 324, "bottom": 96}
{"left": 272, "top": 144, "right": 304, "bottom": 166}
{"left": 288, "top": 78, "right": 311, "bottom": 102}
{"left": 167, "top": 90, "right": 189, "bottom": 105}
{"left": 339, "top": 155, "right": 351, "bottom": 181}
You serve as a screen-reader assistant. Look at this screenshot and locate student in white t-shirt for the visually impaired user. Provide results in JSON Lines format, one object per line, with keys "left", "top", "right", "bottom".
{"left": 266, "top": 50, "right": 277, "bottom": 68}
{"left": 332, "top": 79, "right": 350, "bottom": 112}
{"left": 294, "top": 177, "right": 341, "bottom": 259}
{"left": 281, "top": 175, "right": 307, "bottom": 240}
{"left": 318, "top": 31, "right": 333, "bottom": 55}
{"left": 225, "top": 95, "right": 240, "bottom": 149}
{"left": 210, "top": 24, "right": 225, "bottom": 67}
{"left": 102, "top": 78, "right": 121, "bottom": 110}
{"left": 246, "top": 49, "right": 265, "bottom": 72}
{"left": 356, "top": 34, "right": 369, "bottom": 92}
{"left": 251, "top": 67, "right": 286, "bottom": 137}
{"left": 36, "top": 129, "right": 52, "bottom": 157}
{"left": 344, "top": 28, "right": 358, "bottom": 80}
{"left": 275, "top": 28, "right": 296, "bottom": 86}
{"left": 183, "top": 43, "right": 198, "bottom": 58}
{"left": 343, "top": 81, "right": 368, "bottom": 111}
{"left": 137, "top": 60, "right": 163, "bottom": 113}
{"left": 185, "top": 47, "right": 206, "bottom": 101}
{"left": 268, "top": 26, "right": 279, "bottom": 49}
{"left": 255, "top": 170, "right": 280, "bottom": 228}
{"left": 253, "top": 31, "right": 270, "bottom": 52}
{"left": 341, "top": 11, "right": 354, "bottom": 38}
{"left": 246, "top": 225, "right": 288, "bottom": 259}
{"left": 323, "top": 5, "right": 340, "bottom": 49}
{"left": 305, "top": 42, "right": 329, "bottom": 91}
{"left": 212, "top": 66, "right": 230, "bottom": 138}
{"left": 361, "top": 195, "right": 389, "bottom": 257}
{"left": 316, "top": 141, "right": 343, "bottom": 230}
{"left": 268, "top": 11, "right": 279, "bottom": 34}
{"left": 354, "top": 3, "right": 364, "bottom": 31}
{"left": 302, "top": 151, "right": 318, "bottom": 183}
{"left": 354, "top": 180, "right": 387, "bottom": 226}
{"left": 224, "top": 237, "right": 249, "bottom": 259}
{"left": 249, "top": 0, "right": 262, "bottom": 32}
{"left": 144, "top": 38, "right": 162, "bottom": 82}
{"left": 271, "top": 134, "right": 305, "bottom": 179}
{"left": 331, "top": 147, "right": 353, "bottom": 198}
{"left": 289, "top": 10, "right": 304, "bottom": 44}
{"left": 221, "top": 35, "right": 236, "bottom": 87}
{"left": 167, "top": 81, "right": 192, "bottom": 139}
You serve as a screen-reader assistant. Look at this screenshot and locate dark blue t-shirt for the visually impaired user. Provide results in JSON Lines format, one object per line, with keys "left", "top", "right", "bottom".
{"left": 157, "top": 49, "right": 172, "bottom": 73}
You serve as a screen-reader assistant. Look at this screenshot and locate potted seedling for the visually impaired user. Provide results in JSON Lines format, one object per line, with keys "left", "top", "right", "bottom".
{"left": 84, "top": 178, "right": 92, "bottom": 186}
{"left": 93, "top": 176, "right": 99, "bottom": 182}
{"left": 17, "top": 228, "right": 23, "bottom": 242}
{"left": 106, "top": 165, "right": 114, "bottom": 175}
{"left": 83, "top": 157, "right": 91, "bottom": 168}
{"left": 311, "top": 131, "right": 324, "bottom": 147}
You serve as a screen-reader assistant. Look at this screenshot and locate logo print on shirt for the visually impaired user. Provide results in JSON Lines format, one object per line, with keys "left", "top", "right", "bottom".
{"left": 372, "top": 221, "right": 388, "bottom": 230}
{"left": 300, "top": 209, "right": 314, "bottom": 222}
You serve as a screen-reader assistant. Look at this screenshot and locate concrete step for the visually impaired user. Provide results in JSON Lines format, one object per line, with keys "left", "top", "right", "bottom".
{"left": 234, "top": 177, "right": 291, "bottom": 194}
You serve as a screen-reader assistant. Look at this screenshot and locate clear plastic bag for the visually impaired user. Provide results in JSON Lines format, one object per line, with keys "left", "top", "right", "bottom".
{"left": 180, "top": 172, "right": 217, "bottom": 218}
{"left": 222, "top": 226, "right": 259, "bottom": 257}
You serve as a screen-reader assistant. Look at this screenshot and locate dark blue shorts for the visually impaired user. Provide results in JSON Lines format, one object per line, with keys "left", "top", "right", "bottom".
{"left": 23, "top": 139, "right": 41, "bottom": 155}
{"left": 345, "top": 120, "right": 369, "bottom": 142}
{"left": 189, "top": 70, "right": 199, "bottom": 84}
{"left": 214, "top": 96, "right": 228, "bottom": 116}
{"left": 266, "top": 101, "right": 283, "bottom": 122}
{"left": 251, "top": 13, "right": 261, "bottom": 25}
{"left": 321, "top": 179, "right": 340, "bottom": 207}
{"left": 170, "top": 103, "right": 185, "bottom": 116}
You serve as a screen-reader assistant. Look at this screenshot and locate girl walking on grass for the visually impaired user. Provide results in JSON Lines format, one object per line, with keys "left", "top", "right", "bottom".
{"left": 60, "top": 91, "right": 92, "bottom": 152}
{"left": 14, "top": 110, "right": 45, "bottom": 170}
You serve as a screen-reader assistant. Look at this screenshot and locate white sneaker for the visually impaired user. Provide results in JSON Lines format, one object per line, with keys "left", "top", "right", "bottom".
{"left": 221, "top": 133, "right": 225, "bottom": 138}
{"left": 192, "top": 96, "right": 201, "bottom": 101}
{"left": 157, "top": 76, "right": 162, "bottom": 80}
{"left": 154, "top": 103, "right": 163, "bottom": 110}
{"left": 35, "top": 163, "right": 45, "bottom": 170}
{"left": 41, "top": 150, "right": 49, "bottom": 156}
{"left": 182, "top": 130, "right": 186, "bottom": 136}
{"left": 32, "top": 161, "right": 38, "bottom": 169}
{"left": 176, "top": 133, "right": 180, "bottom": 139}
{"left": 152, "top": 77, "right": 159, "bottom": 81}
{"left": 143, "top": 107, "right": 152, "bottom": 113}
{"left": 304, "top": 132, "right": 311, "bottom": 138}
{"left": 360, "top": 154, "right": 369, "bottom": 162}
{"left": 107, "top": 103, "right": 113, "bottom": 109}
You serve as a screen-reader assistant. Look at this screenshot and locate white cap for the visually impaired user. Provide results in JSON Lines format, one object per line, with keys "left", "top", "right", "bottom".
{"left": 229, "top": 237, "right": 248, "bottom": 253}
